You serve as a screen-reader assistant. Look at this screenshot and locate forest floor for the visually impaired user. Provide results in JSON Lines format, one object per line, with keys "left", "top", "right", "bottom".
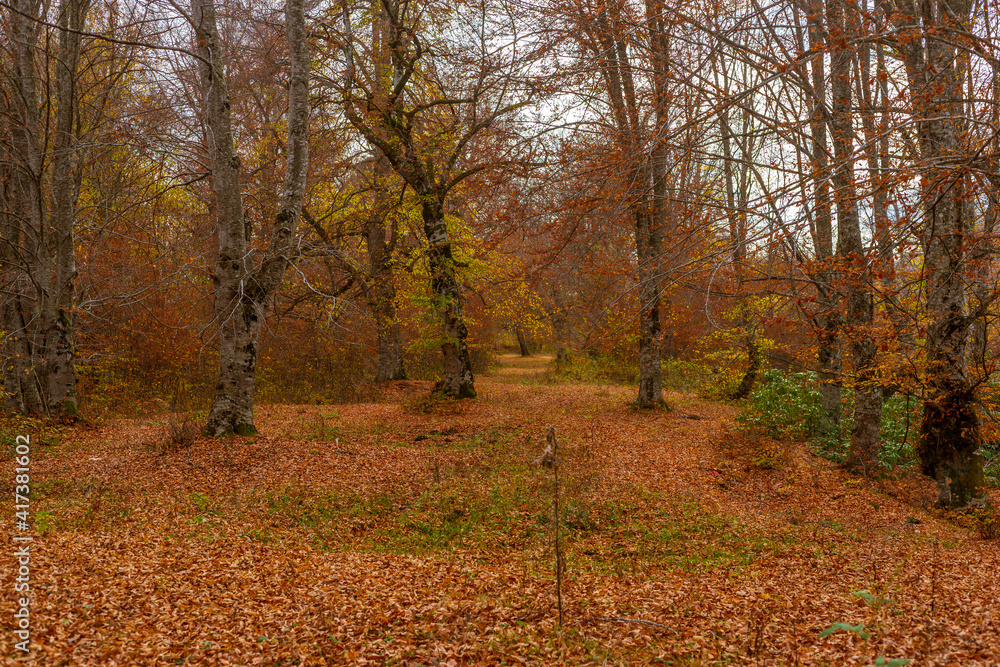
{"left": 2, "top": 355, "right": 1000, "bottom": 665}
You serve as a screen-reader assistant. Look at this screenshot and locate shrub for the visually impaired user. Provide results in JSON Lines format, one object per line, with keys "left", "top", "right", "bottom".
{"left": 953, "top": 506, "right": 1000, "bottom": 540}
{"left": 735, "top": 370, "right": 825, "bottom": 440}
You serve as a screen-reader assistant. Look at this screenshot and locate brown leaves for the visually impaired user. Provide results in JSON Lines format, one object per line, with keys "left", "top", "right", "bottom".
{"left": 2, "top": 356, "right": 999, "bottom": 664}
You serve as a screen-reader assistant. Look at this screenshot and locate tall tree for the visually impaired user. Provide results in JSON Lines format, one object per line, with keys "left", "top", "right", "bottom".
{"left": 1, "top": 0, "right": 91, "bottom": 417}
{"left": 191, "top": 0, "right": 310, "bottom": 436}
{"left": 570, "top": 0, "right": 668, "bottom": 408}
{"left": 335, "top": 0, "right": 534, "bottom": 399}
{"left": 827, "top": 0, "right": 883, "bottom": 475}
{"left": 884, "top": 0, "right": 988, "bottom": 506}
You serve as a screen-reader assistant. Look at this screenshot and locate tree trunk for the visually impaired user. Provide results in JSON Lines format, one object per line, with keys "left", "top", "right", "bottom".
{"left": 516, "top": 328, "right": 532, "bottom": 357}
{"left": 44, "top": 0, "right": 90, "bottom": 418}
{"left": 827, "top": 0, "right": 882, "bottom": 475}
{"left": 805, "top": 0, "right": 842, "bottom": 434}
{"left": 367, "top": 214, "right": 406, "bottom": 381}
{"left": 365, "top": 2, "right": 406, "bottom": 382}
{"left": 1, "top": 297, "right": 43, "bottom": 415}
{"left": 1, "top": 0, "right": 86, "bottom": 417}
{"left": 886, "top": 0, "right": 988, "bottom": 507}
{"left": 716, "top": 56, "right": 758, "bottom": 401}
{"left": 194, "top": 0, "right": 309, "bottom": 436}
{"left": 634, "top": 207, "right": 665, "bottom": 408}
{"left": 634, "top": 3, "right": 668, "bottom": 409}
{"left": 422, "top": 195, "right": 476, "bottom": 398}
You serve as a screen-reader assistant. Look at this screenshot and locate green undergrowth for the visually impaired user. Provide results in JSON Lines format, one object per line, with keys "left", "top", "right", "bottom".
{"left": 540, "top": 351, "right": 732, "bottom": 399}
{"left": 735, "top": 370, "right": 924, "bottom": 473}
{"left": 0, "top": 415, "right": 71, "bottom": 461}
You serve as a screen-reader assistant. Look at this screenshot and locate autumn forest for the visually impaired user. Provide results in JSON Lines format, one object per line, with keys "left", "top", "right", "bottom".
{"left": 3, "top": 0, "right": 1000, "bottom": 663}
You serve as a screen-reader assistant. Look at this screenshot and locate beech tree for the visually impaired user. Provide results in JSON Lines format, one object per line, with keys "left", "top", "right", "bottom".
{"left": 884, "top": 0, "right": 989, "bottom": 506}
{"left": 331, "top": 0, "right": 535, "bottom": 399}
{"left": 190, "top": 0, "right": 309, "bottom": 436}
{"left": 1, "top": 0, "right": 91, "bottom": 417}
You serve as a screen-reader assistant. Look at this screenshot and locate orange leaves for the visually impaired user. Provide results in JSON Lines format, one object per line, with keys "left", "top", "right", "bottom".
{"left": 2, "top": 363, "right": 1000, "bottom": 664}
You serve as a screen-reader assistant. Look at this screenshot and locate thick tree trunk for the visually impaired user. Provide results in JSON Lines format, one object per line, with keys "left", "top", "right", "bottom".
{"left": 731, "top": 325, "right": 760, "bottom": 400}
{"left": 1, "top": 0, "right": 85, "bottom": 417}
{"left": 4, "top": 0, "right": 45, "bottom": 415}
{"left": 366, "top": 4, "right": 406, "bottom": 383}
{"left": 43, "top": 0, "right": 89, "bottom": 418}
{"left": 422, "top": 196, "right": 476, "bottom": 398}
{"left": 194, "top": 0, "right": 309, "bottom": 436}
{"left": 634, "top": 208, "right": 665, "bottom": 408}
{"left": 916, "top": 192, "right": 987, "bottom": 507}
{"left": 887, "top": 0, "right": 987, "bottom": 507}
{"left": 192, "top": 0, "right": 254, "bottom": 435}
{"left": 209, "top": 300, "right": 262, "bottom": 435}
{"left": 1, "top": 298, "right": 43, "bottom": 415}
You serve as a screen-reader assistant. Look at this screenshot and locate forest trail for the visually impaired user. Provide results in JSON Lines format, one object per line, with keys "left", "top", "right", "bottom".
{"left": 3, "top": 372, "right": 999, "bottom": 664}
{"left": 491, "top": 352, "right": 554, "bottom": 380}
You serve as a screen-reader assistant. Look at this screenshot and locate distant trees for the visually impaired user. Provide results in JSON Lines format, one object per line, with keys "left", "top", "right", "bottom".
{"left": 4, "top": 0, "right": 1000, "bottom": 508}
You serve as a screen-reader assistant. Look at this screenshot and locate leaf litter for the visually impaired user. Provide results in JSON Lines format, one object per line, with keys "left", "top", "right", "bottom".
{"left": 2, "top": 355, "right": 999, "bottom": 665}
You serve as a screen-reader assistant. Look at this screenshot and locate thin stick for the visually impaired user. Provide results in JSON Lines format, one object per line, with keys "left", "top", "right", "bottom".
{"left": 550, "top": 425, "right": 563, "bottom": 629}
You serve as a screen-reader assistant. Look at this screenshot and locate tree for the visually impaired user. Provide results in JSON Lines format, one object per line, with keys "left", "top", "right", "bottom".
{"left": 1, "top": 0, "right": 91, "bottom": 417}
{"left": 190, "top": 0, "right": 309, "bottom": 436}
{"left": 884, "top": 0, "right": 989, "bottom": 506}
{"left": 826, "top": 0, "right": 882, "bottom": 476}
{"left": 333, "top": 0, "right": 534, "bottom": 399}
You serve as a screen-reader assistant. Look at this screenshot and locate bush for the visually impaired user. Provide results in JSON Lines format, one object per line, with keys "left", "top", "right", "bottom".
{"left": 735, "top": 370, "right": 825, "bottom": 440}
{"left": 953, "top": 506, "right": 1000, "bottom": 540}
{"left": 811, "top": 392, "right": 920, "bottom": 467}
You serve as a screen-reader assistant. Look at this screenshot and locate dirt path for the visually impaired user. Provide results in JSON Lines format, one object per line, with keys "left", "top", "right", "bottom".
{"left": 2, "top": 372, "right": 998, "bottom": 665}
{"left": 491, "top": 352, "right": 554, "bottom": 380}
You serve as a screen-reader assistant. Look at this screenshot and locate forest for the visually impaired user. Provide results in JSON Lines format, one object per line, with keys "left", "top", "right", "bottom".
{"left": 3, "top": 0, "right": 1000, "bottom": 663}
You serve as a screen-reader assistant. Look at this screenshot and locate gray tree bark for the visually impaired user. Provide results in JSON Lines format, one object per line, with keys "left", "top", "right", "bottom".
{"left": 886, "top": 0, "right": 988, "bottom": 507}
{"left": 828, "top": 0, "right": 883, "bottom": 476}
{"left": 367, "top": 211, "right": 407, "bottom": 381}
{"left": 589, "top": 1, "right": 665, "bottom": 409}
{"left": 1, "top": 0, "right": 87, "bottom": 418}
{"left": 804, "top": 0, "right": 843, "bottom": 433}
{"left": 339, "top": 0, "right": 525, "bottom": 400}
{"left": 193, "top": 0, "right": 310, "bottom": 436}
{"left": 365, "top": 6, "right": 406, "bottom": 382}
{"left": 44, "top": 0, "right": 90, "bottom": 417}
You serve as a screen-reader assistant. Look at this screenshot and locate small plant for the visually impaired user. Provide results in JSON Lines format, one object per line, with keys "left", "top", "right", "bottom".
{"left": 403, "top": 391, "right": 468, "bottom": 415}
{"left": 302, "top": 413, "right": 343, "bottom": 441}
{"left": 169, "top": 419, "right": 198, "bottom": 449}
{"left": 952, "top": 506, "right": 1000, "bottom": 540}
{"left": 819, "top": 621, "right": 869, "bottom": 640}
{"left": 146, "top": 416, "right": 199, "bottom": 455}
{"left": 736, "top": 371, "right": 825, "bottom": 440}
{"left": 718, "top": 430, "right": 789, "bottom": 470}
{"left": 819, "top": 619, "right": 911, "bottom": 665}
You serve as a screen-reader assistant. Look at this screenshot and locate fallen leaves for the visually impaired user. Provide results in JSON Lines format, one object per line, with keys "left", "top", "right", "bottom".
{"left": 1, "top": 355, "right": 999, "bottom": 664}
